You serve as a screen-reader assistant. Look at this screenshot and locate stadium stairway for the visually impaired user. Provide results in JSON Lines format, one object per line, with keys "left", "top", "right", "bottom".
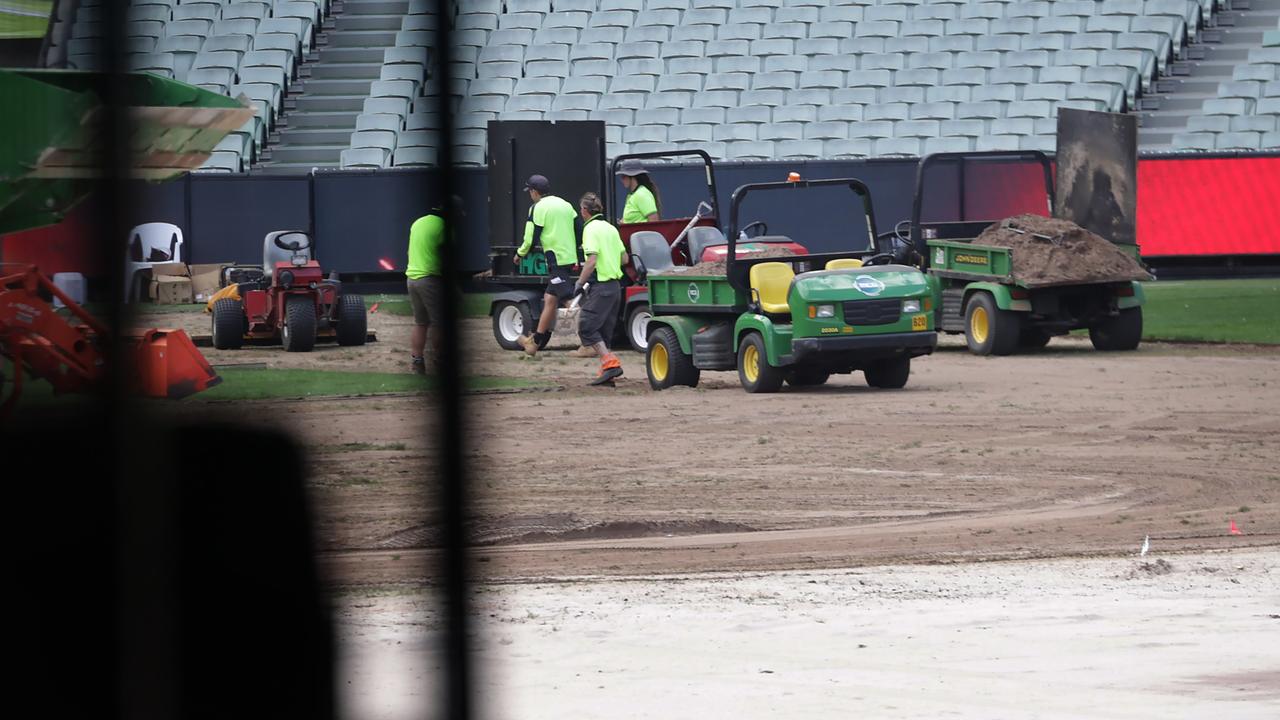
{"left": 260, "top": 0, "right": 408, "bottom": 168}
{"left": 1139, "top": 0, "right": 1280, "bottom": 150}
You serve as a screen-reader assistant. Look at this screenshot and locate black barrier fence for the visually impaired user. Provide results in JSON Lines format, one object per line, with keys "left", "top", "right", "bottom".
{"left": 128, "top": 153, "right": 1280, "bottom": 277}
{"left": 129, "top": 159, "right": 929, "bottom": 274}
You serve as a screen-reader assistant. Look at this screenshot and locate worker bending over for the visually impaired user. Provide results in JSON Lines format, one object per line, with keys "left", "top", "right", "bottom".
{"left": 616, "top": 159, "right": 661, "bottom": 223}
{"left": 574, "top": 192, "right": 627, "bottom": 386}
{"left": 515, "top": 174, "right": 579, "bottom": 355}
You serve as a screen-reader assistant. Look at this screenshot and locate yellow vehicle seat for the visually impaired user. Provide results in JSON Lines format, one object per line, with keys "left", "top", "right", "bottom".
{"left": 749, "top": 262, "right": 795, "bottom": 315}
{"left": 826, "top": 258, "right": 864, "bottom": 270}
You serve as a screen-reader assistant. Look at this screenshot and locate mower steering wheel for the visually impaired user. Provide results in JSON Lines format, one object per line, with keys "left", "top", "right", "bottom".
{"left": 862, "top": 253, "right": 895, "bottom": 266}
{"left": 740, "top": 221, "right": 768, "bottom": 238}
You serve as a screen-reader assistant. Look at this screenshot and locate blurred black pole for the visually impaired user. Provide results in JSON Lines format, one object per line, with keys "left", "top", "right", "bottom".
{"left": 432, "top": 1, "right": 473, "bottom": 720}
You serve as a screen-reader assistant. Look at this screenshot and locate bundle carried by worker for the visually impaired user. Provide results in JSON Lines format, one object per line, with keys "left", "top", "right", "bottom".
{"left": 974, "top": 214, "right": 1153, "bottom": 288}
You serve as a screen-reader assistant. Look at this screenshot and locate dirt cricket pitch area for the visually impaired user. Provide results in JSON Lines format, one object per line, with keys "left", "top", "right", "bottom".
{"left": 140, "top": 305, "right": 1280, "bottom": 582}
{"left": 142, "top": 305, "right": 1280, "bottom": 717}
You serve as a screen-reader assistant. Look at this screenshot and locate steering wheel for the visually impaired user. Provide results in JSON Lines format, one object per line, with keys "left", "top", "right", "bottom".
{"left": 862, "top": 253, "right": 895, "bottom": 266}
{"left": 740, "top": 221, "right": 768, "bottom": 238}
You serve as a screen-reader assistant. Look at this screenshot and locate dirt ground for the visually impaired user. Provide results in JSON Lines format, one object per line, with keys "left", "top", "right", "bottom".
{"left": 334, "top": 548, "right": 1279, "bottom": 720}
{"left": 139, "top": 307, "right": 1280, "bottom": 583}
{"left": 142, "top": 305, "right": 1278, "bottom": 717}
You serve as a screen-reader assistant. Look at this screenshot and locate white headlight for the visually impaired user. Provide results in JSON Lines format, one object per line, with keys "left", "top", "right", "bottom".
{"left": 902, "top": 299, "right": 921, "bottom": 314}
{"left": 816, "top": 304, "right": 835, "bottom": 318}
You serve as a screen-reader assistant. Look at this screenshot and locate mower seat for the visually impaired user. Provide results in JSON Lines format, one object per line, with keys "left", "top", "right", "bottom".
{"left": 826, "top": 258, "right": 864, "bottom": 270}
{"left": 263, "top": 230, "right": 313, "bottom": 276}
{"left": 749, "top": 261, "right": 794, "bottom": 316}
{"left": 686, "top": 225, "right": 726, "bottom": 262}
{"left": 630, "top": 231, "right": 674, "bottom": 275}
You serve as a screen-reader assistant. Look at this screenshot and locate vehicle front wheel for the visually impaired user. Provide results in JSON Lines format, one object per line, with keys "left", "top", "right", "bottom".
{"left": 335, "top": 294, "right": 368, "bottom": 346}
{"left": 1090, "top": 307, "right": 1143, "bottom": 351}
{"left": 647, "top": 326, "right": 699, "bottom": 390}
{"left": 864, "top": 356, "right": 911, "bottom": 389}
{"left": 492, "top": 301, "right": 533, "bottom": 351}
{"left": 282, "top": 296, "right": 317, "bottom": 352}
{"left": 211, "top": 298, "right": 245, "bottom": 350}
{"left": 737, "top": 332, "right": 784, "bottom": 393}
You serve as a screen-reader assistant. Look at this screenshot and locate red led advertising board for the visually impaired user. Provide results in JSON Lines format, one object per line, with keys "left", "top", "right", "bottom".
{"left": 1137, "top": 156, "right": 1280, "bottom": 257}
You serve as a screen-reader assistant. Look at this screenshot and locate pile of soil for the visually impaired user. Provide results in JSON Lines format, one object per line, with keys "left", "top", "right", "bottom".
{"left": 974, "top": 214, "right": 1152, "bottom": 288}
{"left": 654, "top": 246, "right": 797, "bottom": 276}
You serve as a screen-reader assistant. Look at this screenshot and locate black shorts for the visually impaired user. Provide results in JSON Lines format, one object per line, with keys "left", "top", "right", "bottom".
{"left": 578, "top": 279, "right": 621, "bottom": 347}
{"left": 543, "top": 250, "right": 574, "bottom": 300}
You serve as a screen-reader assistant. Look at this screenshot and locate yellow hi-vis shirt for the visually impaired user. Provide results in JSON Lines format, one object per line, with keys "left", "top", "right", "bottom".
{"left": 581, "top": 214, "right": 625, "bottom": 282}
{"left": 517, "top": 194, "right": 577, "bottom": 266}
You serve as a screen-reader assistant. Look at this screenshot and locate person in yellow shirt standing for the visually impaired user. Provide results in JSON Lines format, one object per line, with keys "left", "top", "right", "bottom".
{"left": 405, "top": 198, "right": 459, "bottom": 373}
{"left": 616, "top": 159, "right": 661, "bottom": 223}
{"left": 514, "top": 174, "right": 580, "bottom": 356}
{"left": 574, "top": 192, "right": 629, "bottom": 386}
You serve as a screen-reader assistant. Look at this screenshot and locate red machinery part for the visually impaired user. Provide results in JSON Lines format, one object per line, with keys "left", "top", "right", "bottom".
{"left": 1, "top": 263, "right": 220, "bottom": 416}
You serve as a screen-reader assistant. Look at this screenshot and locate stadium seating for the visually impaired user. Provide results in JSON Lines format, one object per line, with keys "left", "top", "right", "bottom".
{"left": 1173, "top": 17, "right": 1280, "bottom": 151}
{"left": 57, "top": 0, "right": 1260, "bottom": 169}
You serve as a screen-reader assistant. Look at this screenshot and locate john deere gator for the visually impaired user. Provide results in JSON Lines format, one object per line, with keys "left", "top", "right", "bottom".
{"left": 637, "top": 177, "right": 938, "bottom": 393}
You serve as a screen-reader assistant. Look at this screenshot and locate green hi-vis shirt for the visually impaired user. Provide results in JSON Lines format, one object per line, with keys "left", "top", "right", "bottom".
{"left": 621, "top": 184, "right": 658, "bottom": 224}
{"left": 407, "top": 213, "right": 444, "bottom": 279}
{"left": 582, "top": 215, "right": 625, "bottom": 282}
{"left": 518, "top": 194, "right": 577, "bottom": 265}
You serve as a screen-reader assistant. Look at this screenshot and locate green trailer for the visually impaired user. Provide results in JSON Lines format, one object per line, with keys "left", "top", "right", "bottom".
{"left": 642, "top": 177, "right": 937, "bottom": 393}
{"left": 907, "top": 151, "right": 1146, "bottom": 355}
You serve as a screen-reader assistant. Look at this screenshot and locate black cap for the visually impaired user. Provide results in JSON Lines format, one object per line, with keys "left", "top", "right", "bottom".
{"left": 523, "top": 174, "right": 551, "bottom": 193}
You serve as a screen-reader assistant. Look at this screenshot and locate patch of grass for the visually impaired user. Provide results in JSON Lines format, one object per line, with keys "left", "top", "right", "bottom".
{"left": 1239, "top": 505, "right": 1251, "bottom": 513}
{"left": 369, "top": 292, "right": 493, "bottom": 319}
{"left": 1140, "top": 280, "right": 1280, "bottom": 344}
{"left": 193, "top": 367, "right": 548, "bottom": 401}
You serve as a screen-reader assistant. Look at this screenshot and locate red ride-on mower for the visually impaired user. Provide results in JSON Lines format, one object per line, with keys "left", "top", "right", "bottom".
{"left": 211, "top": 231, "right": 367, "bottom": 352}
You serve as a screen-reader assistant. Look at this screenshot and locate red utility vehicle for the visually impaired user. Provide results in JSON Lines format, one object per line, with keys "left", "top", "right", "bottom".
{"left": 211, "top": 231, "right": 367, "bottom": 352}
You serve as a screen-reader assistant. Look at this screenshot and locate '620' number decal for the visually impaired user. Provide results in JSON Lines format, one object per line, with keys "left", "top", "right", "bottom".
{"left": 912, "top": 315, "right": 928, "bottom": 331}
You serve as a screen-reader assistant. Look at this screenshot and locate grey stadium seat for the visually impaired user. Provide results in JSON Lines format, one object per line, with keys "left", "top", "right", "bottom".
{"left": 340, "top": 148, "right": 388, "bottom": 169}
{"left": 824, "top": 139, "right": 873, "bottom": 158}
{"left": 1171, "top": 133, "right": 1215, "bottom": 151}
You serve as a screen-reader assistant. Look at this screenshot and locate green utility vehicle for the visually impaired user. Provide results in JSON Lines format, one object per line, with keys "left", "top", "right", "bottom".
{"left": 907, "top": 151, "right": 1147, "bottom": 355}
{"left": 640, "top": 178, "right": 937, "bottom": 393}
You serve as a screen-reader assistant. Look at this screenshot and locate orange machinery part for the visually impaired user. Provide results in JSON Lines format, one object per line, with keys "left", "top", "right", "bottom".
{"left": 1, "top": 263, "right": 220, "bottom": 414}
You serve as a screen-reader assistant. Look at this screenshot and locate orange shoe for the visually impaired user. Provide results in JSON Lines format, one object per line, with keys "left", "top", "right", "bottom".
{"left": 590, "top": 354, "right": 623, "bottom": 385}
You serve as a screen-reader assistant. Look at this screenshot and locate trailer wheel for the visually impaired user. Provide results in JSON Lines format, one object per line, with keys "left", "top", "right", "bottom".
{"left": 211, "top": 299, "right": 245, "bottom": 350}
{"left": 865, "top": 356, "right": 911, "bottom": 389}
{"left": 492, "top": 301, "right": 533, "bottom": 351}
{"left": 336, "top": 294, "right": 368, "bottom": 346}
{"left": 965, "top": 292, "right": 1018, "bottom": 356}
{"left": 1090, "top": 307, "right": 1143, "bottom": 351}
{"left": 786, "top": 367, "right": 830, "bottom": 387}
{"left": 282, "top": 297, "right": 317, "bottom": 352}
{"left": 625, "top": 304, "right": 652, "bottom": 353}
{"left": 738, "top": 332, "right": 784, "bottom": 394}
{"left": 1018, "top": 326, "right": 1052, "bottom": 349}
{"left": 647, "top": 326, "right": 699, "bottom": 390}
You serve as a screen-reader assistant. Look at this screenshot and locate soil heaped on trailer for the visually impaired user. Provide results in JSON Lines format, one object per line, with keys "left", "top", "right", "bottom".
{"left": 975, "top": 214, "right": 1152, "bottom": 288}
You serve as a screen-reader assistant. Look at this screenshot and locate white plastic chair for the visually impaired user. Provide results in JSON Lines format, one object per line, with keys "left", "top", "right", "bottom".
{"left": 125, "top": 222, "right": 183, "bottom": 302}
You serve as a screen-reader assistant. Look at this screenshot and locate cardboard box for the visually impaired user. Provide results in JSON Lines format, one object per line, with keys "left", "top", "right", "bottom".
{"left": 188, "top": 263, "right": 224, "bottom": 302}
{"left": 149, "top": 262, "right": 189, "bottom": 277}
{"left": 151, "top": 275, "right": 194, "bottom": 304}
